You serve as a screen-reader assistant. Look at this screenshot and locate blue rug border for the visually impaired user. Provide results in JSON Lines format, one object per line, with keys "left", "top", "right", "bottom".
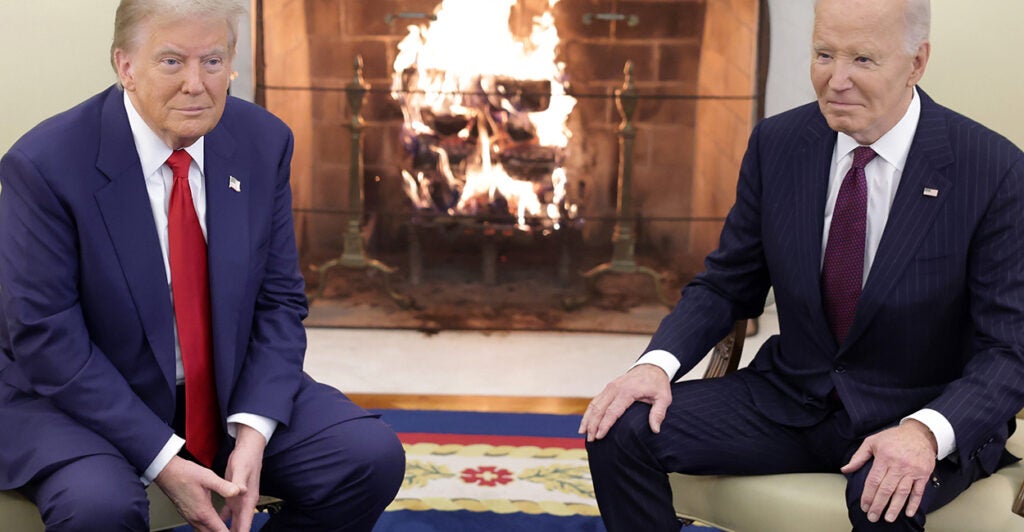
{"left": 370, "top": 408, "right": 584, "bottom": 439}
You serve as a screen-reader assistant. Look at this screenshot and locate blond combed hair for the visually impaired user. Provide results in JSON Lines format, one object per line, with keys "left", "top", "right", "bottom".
{"left": 110, "top": 0, "right": 246, "bottom": 72}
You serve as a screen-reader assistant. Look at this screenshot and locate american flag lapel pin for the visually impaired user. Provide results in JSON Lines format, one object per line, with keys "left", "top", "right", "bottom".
{"left": 922, "top": 187, "right": 938, "bottom": 198}
{"left": 229, "top": 176, "right": 241, "bottom": 192}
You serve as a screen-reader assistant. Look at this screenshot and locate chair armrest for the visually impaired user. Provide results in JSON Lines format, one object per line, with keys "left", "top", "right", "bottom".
{"left": 702, "top": 320, "right": 748, "bottom": 379}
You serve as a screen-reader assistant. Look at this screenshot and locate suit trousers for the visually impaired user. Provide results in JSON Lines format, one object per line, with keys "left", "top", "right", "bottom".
{"left": 20, "top": 388, "right": 405, "bottom": 532}
{"left": 586, "top": 370, "right": 985, "bottom": 532}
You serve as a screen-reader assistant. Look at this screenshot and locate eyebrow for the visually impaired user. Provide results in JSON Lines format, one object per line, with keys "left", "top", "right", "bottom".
{"left": 152, "top": 45, "right": 228, "bottom": 58}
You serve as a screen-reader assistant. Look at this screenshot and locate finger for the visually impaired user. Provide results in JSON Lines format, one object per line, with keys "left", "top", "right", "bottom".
{"left": 903, "top": 477, "right": 928, "bottom": 518}
{"left": 647, "top": 393, "right": 671, "bottom": 434}
{"left": 857, "top": 462, "right": 886, "bottom": 518}
{"left": 581, "top": 393, "right": 610, "bottom": 440}
{"left": 840, "top": 443, "right": 873, "bottom": 474}
{"left": 231, "top": 503, "right": 254, "bottom": 532}
{"left": 579, "top": 401, "right": 599, "bottom": 435}
{"left": 190, "top": 507, "right": 230, "bottom": 532}
{"left": 594, "top": 395, "right": 634, "bottom": 440}
{"left": 584, "top": 390, "right": 621, "bottom": 441}
{"left": 200, "top": 471, "right": 243, "bottom": 499}
{"left": 884, "top": 476, "right": 916, "bottom": 522}
{"left": 219, "top": 502, "right": 232, "bottom": 522}
{"left": 866, "top": 469, "right": 901, "bottom": 523}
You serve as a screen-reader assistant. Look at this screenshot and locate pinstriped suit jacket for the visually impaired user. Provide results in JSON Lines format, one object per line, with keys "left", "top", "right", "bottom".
{"left": 647, "top": 88, "right": 1024, "bottom": 474}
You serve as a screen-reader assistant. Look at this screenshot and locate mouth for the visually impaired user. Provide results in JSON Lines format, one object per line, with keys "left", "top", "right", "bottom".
{"left": 174, "top": 106, "right": 210, "bottom": 117}
{"left": 826, "top": 100, "right": 861, "bottom": 110}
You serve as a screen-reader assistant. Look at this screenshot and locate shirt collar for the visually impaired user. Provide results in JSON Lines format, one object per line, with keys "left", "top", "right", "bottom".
{"left": 835, "top": 86, "right": 921, "bottom": 172}
{"left": 123, "top": 90, "right": 205, "bottom": 177}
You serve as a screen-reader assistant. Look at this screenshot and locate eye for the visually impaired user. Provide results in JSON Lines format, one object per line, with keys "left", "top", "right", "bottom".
{"left": 815, "top": 51, "right": 833, "bottom": 61}
{"left": 161, "top": 58, "right": 181, "bottom": 67}
{"left": 204, "top": 57, "right": 226, "bottom": 72}
{"left": 855, "top": 56, "right": 872, "bottom": 64}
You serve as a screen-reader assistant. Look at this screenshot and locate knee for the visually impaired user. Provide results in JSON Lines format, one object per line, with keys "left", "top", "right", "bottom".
{"left": 317, "top": 417, "right": 405, "bottom": 508}
{"left": 351, "top": 420, "right": 406, "bottom": 501}
{"left": 585, "top": 403, "right": 674, "bottom": 513}
{"left": 40, "top": 477, "right": 148, "bottom": 531}
{"left": 845, "top": 463, "right": 925, "bottom": 531}
{"left": 847, "top": 507, "right": 924, "bottom": 531}
{"left": 587, "top": 403, "right": 653, "bottom": 451}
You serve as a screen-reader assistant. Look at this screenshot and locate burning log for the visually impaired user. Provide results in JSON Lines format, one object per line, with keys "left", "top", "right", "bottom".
{"left": 390, "top": 0, "right": 577, "bottom": 232}
{"left": 488, "top": 77, "right": 551, "bottom": 113}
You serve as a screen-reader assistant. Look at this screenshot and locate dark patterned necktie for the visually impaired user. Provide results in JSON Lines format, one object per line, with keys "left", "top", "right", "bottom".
{"left": 166, "top": 149, "right": 220, "bottom": 466}
{"left": 822, "top": 146, "right": 877, "bottom": 343}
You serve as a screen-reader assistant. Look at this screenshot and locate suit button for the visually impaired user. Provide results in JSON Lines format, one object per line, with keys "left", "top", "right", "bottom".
{"left": 834, "top": 365, "right": 846, "bottom": 373}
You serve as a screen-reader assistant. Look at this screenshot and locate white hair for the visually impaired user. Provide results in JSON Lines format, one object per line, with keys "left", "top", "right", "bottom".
{"left": 814, "top": 0, "right": 930, "bottom": 54}
{"left": 902, "top": 0, "right": 931, "bottom": 54}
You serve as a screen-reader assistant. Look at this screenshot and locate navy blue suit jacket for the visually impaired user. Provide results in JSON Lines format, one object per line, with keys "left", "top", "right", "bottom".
{"left": 647, "top": 89, "right": 1024, "bottom": 474}
{"left": 0, "top": 86, "right": 367, "bottom": 488}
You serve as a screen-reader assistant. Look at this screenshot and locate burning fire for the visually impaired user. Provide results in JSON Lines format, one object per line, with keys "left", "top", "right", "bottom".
{"left": 392, "top": 0, "right": 577, "bottom": 230}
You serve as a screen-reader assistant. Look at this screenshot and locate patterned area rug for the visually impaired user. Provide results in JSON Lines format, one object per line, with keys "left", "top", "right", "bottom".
{"left": 376, "top": 409, "right": 598, "bottom": 528}
{"left": 175, "top": 409, "right": 720, "bottom": 531}
{"left": 372, "top": 409, "right": 719, "bottom": 532}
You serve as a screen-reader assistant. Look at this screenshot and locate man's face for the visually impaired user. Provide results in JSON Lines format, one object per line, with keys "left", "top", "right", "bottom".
{"left": 114, "top": 16, "right": 233, "bottom": 149}
{"left": 811, "top": 0, "right": 929, "bottom": 145}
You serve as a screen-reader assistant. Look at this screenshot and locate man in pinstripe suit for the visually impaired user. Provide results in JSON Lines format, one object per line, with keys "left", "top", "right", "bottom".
{"left": 582, "top": 0, "right": 1024, "bottom": 529}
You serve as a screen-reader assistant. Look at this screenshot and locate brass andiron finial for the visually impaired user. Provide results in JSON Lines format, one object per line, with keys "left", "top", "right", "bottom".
{"left": 309, "top": 56, "right": 412, "bottom": 307}
{"left": 566, "top": 61, "right": 672, "bottom": 309}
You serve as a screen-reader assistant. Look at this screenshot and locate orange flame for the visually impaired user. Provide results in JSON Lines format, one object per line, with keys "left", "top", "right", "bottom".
{"left": 392, "top": 0, "right": 576, "bottom": 228}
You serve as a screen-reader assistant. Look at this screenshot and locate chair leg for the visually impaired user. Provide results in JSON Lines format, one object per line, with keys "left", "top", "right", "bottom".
{"left": 1014, "top": 479, "right": 1024, "bottom": 516}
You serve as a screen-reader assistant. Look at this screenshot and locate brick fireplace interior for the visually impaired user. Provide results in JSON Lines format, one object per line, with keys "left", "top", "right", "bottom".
{"left": 255, "top": 0, "right": 766, "bottom": 320}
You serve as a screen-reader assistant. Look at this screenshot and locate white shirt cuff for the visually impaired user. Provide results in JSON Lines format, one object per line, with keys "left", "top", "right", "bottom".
{"left": 631, "top": 350, "right": 681, "bottom": 381}
{"left": 903, "top": 408, "right": 956, "bottom": 460}
{"left": 141, "top": 434, "right": 185, "bottom": 485}
{"left": 226, "top": 413, "right": 278, "bottom": 444}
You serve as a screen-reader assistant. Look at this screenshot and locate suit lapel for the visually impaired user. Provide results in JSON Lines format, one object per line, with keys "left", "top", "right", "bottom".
{"left": 791, "top": 115, "right": 841, "bottom": 353}
{"left": 203, "top": 123, "right": 248, "bottom": 406}
{"left": 93, "top": 87, "right": 177, "bottom": 394}
{"left": 843, "top": 91, "right": 954, "bottom": 347}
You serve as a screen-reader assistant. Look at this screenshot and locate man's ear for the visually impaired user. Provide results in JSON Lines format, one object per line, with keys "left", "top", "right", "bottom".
{"left": 908, "top": 41, "right": 930, "bottom": 87}
{"left": 113, "top": 49, "right": 136, "bottom": 91}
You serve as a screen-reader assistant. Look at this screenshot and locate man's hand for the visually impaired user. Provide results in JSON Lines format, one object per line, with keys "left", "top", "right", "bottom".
{"left": 840, "top": 420, "right": 938, "bottom": 523}
{"left": 219, "top": 425, "right": 267, "bottom": 532}
{"left": 579, "top": 364, "right": 672, "bottom": 442}
{"left": 155, "top": 456, "right": 242, "bottom": 532}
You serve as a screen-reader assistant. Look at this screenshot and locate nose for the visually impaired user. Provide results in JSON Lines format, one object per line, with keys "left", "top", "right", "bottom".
{"left": 180, "top": 62, "right": 204, "bottom": 94}
{"left": 828, "top": 60, "right": 854, "bottom": 91}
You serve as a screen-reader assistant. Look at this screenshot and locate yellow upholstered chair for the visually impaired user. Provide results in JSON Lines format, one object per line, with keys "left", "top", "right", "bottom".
{"left": 670, "top": 321, "right": 1024, "bottom": 531}
{"left": 0, "top": 485, "right": 280, "bottom": 531}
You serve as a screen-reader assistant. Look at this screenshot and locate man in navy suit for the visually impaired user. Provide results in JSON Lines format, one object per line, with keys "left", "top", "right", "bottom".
{"left": 582, "top": 0, "right": 1024, "bottom": 529}
{"left": 0, "top": 1, "right": 404, "bottom": 530}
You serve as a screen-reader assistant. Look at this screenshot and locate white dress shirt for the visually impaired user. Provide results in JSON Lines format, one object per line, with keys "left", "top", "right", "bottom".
{"left": 634, "top": 88, "right": 956, "bottom": 459}
{"left": 123, "top": 92, "right": 278, "bottom": 483}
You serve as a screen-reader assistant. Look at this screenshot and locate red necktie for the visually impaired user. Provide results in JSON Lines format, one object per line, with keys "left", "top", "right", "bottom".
{"left": 821, "top": 146, "right": 877, "bottom": 343}
{"left": 166, "top": 149, "right": 220, "bottom": 466}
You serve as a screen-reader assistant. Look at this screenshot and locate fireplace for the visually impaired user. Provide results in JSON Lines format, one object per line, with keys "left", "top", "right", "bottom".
{"left": 255, "top": 0, "right": 765, "bottom": 316}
